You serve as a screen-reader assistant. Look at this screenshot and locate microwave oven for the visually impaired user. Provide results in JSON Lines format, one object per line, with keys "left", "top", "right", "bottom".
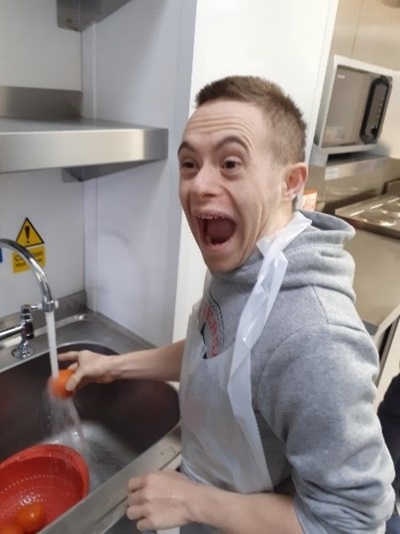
{"left": 314, "top": 55, "right": 393, "bottom": 155}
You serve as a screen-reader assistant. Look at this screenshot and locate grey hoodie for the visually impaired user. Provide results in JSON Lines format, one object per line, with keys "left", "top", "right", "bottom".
{"left": 182, "top": 211, "right": 395, "bottom": 533}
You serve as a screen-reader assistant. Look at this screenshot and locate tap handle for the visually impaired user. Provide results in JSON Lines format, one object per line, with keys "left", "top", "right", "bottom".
{"left": 20, "top": 304, "right": 34, "bottom": 341}
{"left": 31, "top": 301, "right": 59, "bottom": 312}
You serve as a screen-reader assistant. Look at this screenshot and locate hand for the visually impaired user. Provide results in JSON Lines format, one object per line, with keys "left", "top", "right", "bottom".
{"left": 127, "top": 470, "right": 197, "bottom": 531}
{"left": 57, "top": 350, "right": 116, "bottom": 391}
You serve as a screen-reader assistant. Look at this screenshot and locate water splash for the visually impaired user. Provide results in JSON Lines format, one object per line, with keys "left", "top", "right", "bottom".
{"left": 45, "top": 393, "right": 89, "bottom": 457}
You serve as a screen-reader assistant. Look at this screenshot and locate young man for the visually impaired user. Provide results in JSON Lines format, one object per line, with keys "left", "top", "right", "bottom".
{"left": 60, "top": 76, "right": 395, "bottom": 533}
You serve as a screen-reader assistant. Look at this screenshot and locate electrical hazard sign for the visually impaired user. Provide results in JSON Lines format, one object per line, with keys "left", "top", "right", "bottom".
{"left": 13, "top": 218, "right": 46, "bottom": 273}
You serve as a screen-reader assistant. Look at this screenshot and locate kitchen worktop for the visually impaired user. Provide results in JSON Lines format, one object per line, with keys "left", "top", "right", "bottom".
{"left": 345, "top": 229, "right": 400, "bottom": 337}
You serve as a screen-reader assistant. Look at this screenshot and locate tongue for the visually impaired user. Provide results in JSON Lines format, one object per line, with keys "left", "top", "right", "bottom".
{"left": 206, "top": 218, "right": 236, "bottom": 244}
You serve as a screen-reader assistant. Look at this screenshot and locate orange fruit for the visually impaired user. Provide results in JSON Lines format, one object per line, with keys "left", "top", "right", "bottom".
{"left": 48, "top": 369, "right": 75, "bottom": 399}
{"left": 0, "top": 524, "right": 25, "bottom": 534}
{"left": 15, "top": 502, "right": 47, "bottom": 532}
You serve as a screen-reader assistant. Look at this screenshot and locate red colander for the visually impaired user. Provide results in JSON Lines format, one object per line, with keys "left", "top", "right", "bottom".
{"left": 0, "top": 444, "right": 89, "bottom": 530}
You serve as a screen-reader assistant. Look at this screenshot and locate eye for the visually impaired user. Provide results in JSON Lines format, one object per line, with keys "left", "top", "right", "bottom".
{"left": 179, "top": 156, "right": 197, "bottom": 170}
{"left": 180, "top": 160, "right": 195, "bottom": 169}
{"left": 222, "top": 157, "right": 242, "bottom": 172}
{"left": 179, "top": 156, "right": 199, "bottom": 179}
{"left": 224, "top": 159, "right": 237, "bottom": 169}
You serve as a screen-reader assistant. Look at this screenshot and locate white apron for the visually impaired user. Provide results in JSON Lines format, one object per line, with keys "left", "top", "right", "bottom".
{"left": 179, "top": 212, "right": 311, "bottom": 504}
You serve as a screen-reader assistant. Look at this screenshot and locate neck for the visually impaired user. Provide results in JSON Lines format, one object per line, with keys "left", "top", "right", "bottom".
{"left": 265, "top": 204, "right": 294, "bottom": 237}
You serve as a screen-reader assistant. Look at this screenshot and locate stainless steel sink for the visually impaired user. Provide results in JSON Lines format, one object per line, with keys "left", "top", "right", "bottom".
{"left": 0, "top": 342, "right": 180, "bottom": 493}
{"left": 0, "top": 299, "right": 181, "bottom": 534}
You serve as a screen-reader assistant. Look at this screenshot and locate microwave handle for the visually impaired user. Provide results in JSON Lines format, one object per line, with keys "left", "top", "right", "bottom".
{"left": 360, "top": 75, "right": 392, "bottom": 144}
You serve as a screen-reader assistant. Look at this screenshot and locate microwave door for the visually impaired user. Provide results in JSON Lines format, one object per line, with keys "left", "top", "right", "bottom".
{"left": 360, "top": 76, "right": 392, "bottom": 144}
{"left": 322, "top": 67, "right": 371, "bottom": 148}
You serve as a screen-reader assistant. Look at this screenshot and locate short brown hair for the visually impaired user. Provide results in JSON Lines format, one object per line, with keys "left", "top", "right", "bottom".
{"left": 195, "top": 75, "right": 307, "bottom": 165}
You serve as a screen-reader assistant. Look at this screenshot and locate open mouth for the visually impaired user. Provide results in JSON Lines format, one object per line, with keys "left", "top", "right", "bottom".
{"left": 197, "top": 215, "right": 236, "bottom": 246}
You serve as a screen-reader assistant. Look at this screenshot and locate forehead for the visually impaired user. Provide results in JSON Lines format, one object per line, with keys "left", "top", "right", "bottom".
{"left": 181, "top": 100, "right": 267, "bottom": 150}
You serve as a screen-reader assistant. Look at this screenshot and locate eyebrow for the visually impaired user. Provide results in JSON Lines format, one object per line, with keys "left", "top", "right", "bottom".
{"left": 177, "top": 140, "right": 194, "bottom": 156}
{"left": 177, "top": 135, "right": 249, "bottom": 156}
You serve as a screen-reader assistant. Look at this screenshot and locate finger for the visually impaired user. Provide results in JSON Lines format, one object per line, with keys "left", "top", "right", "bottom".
{"left": 58, "top": 351, "right": 80, "bottom": 362}
{"left": 136, "top": 519, "right": 155, "bottom": 532}
{"left": 135, "top": 516, "right": 155, "bottom": 532}
{"left": 65, "top": 368, "right": 84, "bottom": 391}
{"left": 128, "top": 476, "right": 145, "bottom": 492}
{"left": 126, "top": 503, "right": 145, "bottom": 521}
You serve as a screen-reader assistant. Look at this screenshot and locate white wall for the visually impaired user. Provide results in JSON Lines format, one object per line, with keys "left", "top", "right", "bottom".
{"left": 0, "top": 0, "right": 84, "bottom": 318}
{"left": 173, "top": 0, "right": 339, "bottom": 340}
{"left": 0, "top": 0, "right": 81, "bottom": 89}
{"left": 82, "top": 0, "right": 197, "bottom": 346}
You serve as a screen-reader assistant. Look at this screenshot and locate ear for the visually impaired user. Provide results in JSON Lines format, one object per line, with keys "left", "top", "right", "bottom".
{"left": 283, "top": 163, "right": 308, "bottom": 200}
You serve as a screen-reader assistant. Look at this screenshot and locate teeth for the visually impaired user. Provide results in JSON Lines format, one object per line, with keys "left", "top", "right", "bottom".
{"left": 198, "top": 214, "right": 224, "bottom": 220}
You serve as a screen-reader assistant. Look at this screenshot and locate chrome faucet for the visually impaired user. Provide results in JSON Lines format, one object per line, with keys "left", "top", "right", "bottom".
{"left": 0, "top": 304, "right": 35, "bottom": 358}
{"left": 0, "top": 239, "right": 57, "bottom": 358}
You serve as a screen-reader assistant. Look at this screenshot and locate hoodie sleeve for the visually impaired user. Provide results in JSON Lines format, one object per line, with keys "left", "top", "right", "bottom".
{"left": 257, "top": 324, "right": 395, "bottom": 534}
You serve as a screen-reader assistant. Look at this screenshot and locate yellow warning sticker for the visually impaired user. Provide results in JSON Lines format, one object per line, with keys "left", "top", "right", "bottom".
{"left": 16, "top": 218, "right": 44, "bottom": 248}
{"left": 13, "top": 245, "right": 46, "bottom": 273}
{"left": 12, "top": 218, "right": 46, "bottom": 274}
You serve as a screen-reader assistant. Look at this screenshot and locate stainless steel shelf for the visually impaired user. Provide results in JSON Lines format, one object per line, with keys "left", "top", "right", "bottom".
{"left": 310, "top": 143, "right": 389, "bottom": 181}
{"left": 0, "top": 117, "right": 168, "bottom": 181}
{"left": 0, "top": 85, "right": 168, "bottom": 181}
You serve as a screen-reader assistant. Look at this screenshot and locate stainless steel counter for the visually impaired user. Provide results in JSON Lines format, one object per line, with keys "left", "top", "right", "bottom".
{"left": 345, "top": 229, "right": 400, "bottom": 337}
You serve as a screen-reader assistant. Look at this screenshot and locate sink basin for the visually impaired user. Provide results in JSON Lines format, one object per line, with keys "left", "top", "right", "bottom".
{"left": 0, "top": 306, "right": 182, "bottom": 533}
{"left": 0, "top": 342, "right": 180, "bottom": 493}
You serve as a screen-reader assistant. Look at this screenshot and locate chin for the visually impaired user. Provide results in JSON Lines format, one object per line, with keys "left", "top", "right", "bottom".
{"left": 203, "top": 255, "right": 239, "bottom": 273}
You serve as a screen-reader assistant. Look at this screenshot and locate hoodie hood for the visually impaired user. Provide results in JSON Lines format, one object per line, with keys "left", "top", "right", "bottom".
{"left": 282, "top": 211, "right": 355, "bottom": 296}
{"left": 215, "top": 211, "right": 356, "bottom": 302}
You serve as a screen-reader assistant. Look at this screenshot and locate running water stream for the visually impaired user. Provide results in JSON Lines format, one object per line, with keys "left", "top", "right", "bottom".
{"left": 43, "top": 309, "right": 127, "bottom": 493}
{"left": 45, "top": 310, "right": 59, "bottom": 378}
{"left": 45, "top": 310, "right": 88, "bottom": 455}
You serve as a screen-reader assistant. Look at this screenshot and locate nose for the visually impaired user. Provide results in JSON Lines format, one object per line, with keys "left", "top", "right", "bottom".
{"left": 191, "top": 163, "right": 219, "bottom": 198}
